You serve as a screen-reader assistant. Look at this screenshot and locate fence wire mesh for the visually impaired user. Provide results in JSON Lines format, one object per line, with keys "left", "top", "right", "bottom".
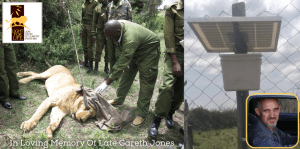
{"left": 184, "top": 0, "right": 300, "bottom": 148}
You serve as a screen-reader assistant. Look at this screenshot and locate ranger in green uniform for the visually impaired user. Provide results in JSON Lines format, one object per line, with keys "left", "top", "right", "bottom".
{"left": 105, "top": 0, "right": 132, "bottom": 74}
{"left": 92, "top": 0, "right": 110, "bottom": 74}
{"left": 0, "top": 4, "right": 27, "bottom": 110}
{"left": 80, "top": 0, "right": 98, "bottom": 73}
{"left": 104, "top": 20, "right": 160, "bottom": 127}
{"left": 106, "top": 0, "right": 132, "bottom": 21}
{"left": 148, "top": 0, "right": 184, "bottom": 138}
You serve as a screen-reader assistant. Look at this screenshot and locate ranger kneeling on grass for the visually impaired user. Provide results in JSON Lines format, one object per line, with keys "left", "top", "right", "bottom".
{"left": 99, "top": 20, "right": 160, "bottom": 127}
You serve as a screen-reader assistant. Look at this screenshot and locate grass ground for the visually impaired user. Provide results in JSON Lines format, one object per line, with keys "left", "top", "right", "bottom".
{"left": 0, "top": 32, "right": 184, "bottom": 148}
{"left": 193, "top": 127, "right": 300, "bottom": 149}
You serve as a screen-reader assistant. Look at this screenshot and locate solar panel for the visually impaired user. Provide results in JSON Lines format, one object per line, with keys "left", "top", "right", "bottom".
{"left": 187, "top": 16, "right": 282, "bottom": 53}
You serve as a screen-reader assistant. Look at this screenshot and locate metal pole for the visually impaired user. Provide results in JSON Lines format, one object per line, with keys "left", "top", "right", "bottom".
{"left": 232, "top": 2, "right": 250, "bottom": 149}
{"left": 236, "top": 91, "right": 249, "bottom": 149}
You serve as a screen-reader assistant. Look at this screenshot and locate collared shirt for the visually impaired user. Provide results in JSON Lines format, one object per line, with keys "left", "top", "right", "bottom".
{"left": 164, "top": 0, "right": 184, "bottom": 54}
{"left": 248, "top": 114, "right": 297, "bottom": 147}
{"left": 107, "top": 20, "right": 159, "bottom": 80}
{"left": 82, "top": 0, "right": 98, "bottom": 26}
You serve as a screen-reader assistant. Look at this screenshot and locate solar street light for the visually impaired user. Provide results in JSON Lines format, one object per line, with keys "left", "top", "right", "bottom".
{"left": 186, "top": 2, "right": 282, "bottom": 149}
{"left": 187, "top": 16, "right": 282, "bottom": 53}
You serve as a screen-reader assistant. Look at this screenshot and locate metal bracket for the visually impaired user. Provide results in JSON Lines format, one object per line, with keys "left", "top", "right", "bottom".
{"left": 240, "top": 137, "right": 246, "bottom": 141}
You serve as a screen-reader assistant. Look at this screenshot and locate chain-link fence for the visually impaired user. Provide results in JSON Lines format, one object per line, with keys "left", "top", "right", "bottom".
{"left": 184, "top": 0, "right": 300, "bottom": 148}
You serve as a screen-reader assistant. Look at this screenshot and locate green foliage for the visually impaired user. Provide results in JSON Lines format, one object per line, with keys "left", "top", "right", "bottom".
{"left": 14, "top": 24, "right": 82, "bottom": 70}
{"left": 13, "top": 0, "right": 84, "bottom": 70}
{"left": 188, "top": 107, "right": 237, "bottom": 131}
{"left": 132, "top": 9, "right": 164, "bottom": 32}
{"left": 37, "top": 0, "right": 82, "bottom": 36}
{"left": 130, "top": 0, "right": 164, "bottom": 32}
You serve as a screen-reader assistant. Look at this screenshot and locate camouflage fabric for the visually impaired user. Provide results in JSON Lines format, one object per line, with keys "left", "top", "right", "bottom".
{"left": 154, "top": 0, "right": 184, "bottom": 119}
{"left": 92, "top": 3, "right": 109, "bottom": 62}
{"left": 107, "top": 20, "right": 160, "bottom": 118}
{"left": 81, "top": 0, "right": 98, "bottom": 61}
{"left": 164, "top": 0, "right": 184, "bottom": 54}
{"left": 106, "top": 0, "right": 132, "bottom": 21}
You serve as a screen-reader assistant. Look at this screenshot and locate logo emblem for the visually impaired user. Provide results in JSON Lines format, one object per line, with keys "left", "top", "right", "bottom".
{"left": 2, "top": 2, "right": 42, "bottom": 43}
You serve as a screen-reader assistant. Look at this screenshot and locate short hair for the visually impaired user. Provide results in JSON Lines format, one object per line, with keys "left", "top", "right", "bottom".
{"left": 255, "top": 98, "right": 279, "bottom": 111}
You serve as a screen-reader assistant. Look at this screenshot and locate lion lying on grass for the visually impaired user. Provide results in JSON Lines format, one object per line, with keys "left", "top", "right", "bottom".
{"left": 18, "top": 65, "right": 96, "bottom": 140}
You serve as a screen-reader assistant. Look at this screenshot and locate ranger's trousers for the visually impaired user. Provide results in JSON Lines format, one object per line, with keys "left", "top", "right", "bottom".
{"left": 154, "top": 45, "right": 184, "bottom": 118}
{"left": 114, "top": 43, "right": 160, "bottom": 117}
{"left": 82, "top": 25, "right": 94, "bottom": 61}
{"left": 0, "top": 45, "right": 20, "bottom": 103}
{"left": 95, "top": 32, "right": 109, "bottom": 62}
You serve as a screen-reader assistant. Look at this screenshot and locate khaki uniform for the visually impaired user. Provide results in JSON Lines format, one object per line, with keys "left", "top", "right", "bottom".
{"left": 0, "top": 5, "right": 20, "bottom": 103}
{"left": 108, "top": 20, "right": 160, "bottom": 118}
{"left": 106, "top": 0, "right": 132, "bottom": 21}
{"left": 81, "top": 0, "right": 98, "bottom": 62}
{"left": 92, "top": 3, "right": 109, "bottom": 63}
{"left": 154, "top": 0, "right": 184, "bottom": 118}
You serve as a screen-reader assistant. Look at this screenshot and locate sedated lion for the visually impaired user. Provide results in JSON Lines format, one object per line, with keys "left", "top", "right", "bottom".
{"left": 18, "top": 65, "right": 96, "bottom": 140}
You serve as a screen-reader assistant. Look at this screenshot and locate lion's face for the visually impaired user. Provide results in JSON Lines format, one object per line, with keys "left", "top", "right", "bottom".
{"left": 73, "top": 105, "right": 96, "bottom": 122}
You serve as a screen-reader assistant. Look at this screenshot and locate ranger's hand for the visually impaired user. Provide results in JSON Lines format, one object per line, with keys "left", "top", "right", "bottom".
{"left": 101, "top": 13, "right": 106, "bottom": 20}
{"left": 106, "top": 78, "right": 113, "bottom": 85}
{"left": 173, "top": 61, "right": 183, "bottom": 77}
{"left": 95, "top": 81, "right": 109, "bottom": 94}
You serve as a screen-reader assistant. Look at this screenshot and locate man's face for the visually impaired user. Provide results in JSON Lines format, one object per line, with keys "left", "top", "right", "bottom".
{"left": 255, "top": 99, "right": 281, "bottom": 130}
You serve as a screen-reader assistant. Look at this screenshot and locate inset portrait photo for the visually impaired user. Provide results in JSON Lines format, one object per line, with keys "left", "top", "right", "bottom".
{"left": 246, "top": 93, "right": 299, "bottom": 148}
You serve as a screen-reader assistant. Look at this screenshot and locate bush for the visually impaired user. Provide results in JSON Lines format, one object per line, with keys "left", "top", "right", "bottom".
{"left": 188, "top": 107, "right": 237, "bottom": 131}
{"left": 14, "top": 0, "right": 84, "bottom": 69}
{"left": 130, "top": 0, "right": 164, "bottom": 32}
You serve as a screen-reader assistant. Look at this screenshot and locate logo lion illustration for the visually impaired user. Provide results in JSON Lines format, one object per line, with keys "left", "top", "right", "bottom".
{"left": 5, "top": 16, "right": 30, "bottom": 30}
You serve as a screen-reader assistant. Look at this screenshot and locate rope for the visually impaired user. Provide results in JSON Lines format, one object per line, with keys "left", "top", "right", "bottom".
{"left": 67, "top": 10, "right": 90, "bottom": 110}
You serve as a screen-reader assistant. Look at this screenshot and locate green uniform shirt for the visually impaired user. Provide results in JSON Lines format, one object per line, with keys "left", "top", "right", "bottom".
{"left": 164, "top": 0, "right": 184, "bottom": 54}
{"left": 92, "top": 3, "right": 107, "bottom": 37}
{"left": 0, "top": 4, "right": 2, "bottom": 33}
{"left": 81, "top": 0, "right": 98, "bottom": 27}
{"left": 107, "top": 0, "right": 132, "bottom": 21}
{"left": 109, "top": 20, "right": 159, "bottom": 80}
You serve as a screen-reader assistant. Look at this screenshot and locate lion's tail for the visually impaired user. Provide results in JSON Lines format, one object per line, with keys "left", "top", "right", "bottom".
{"left": 44, "top": 51, "right": 52, "bottom": 68}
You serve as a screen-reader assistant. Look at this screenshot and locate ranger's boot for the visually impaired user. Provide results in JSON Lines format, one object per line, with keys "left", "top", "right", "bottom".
{"left": 165, "top": 112, "right": 175, "bottom": 128}
{"left": 148, "top": 116, "right": 161, "bottom": 139}
{"left": 86, "top": 61, "right": 93, "bottom": 73}
{"left": 94, "top": 62, "right": 99, "bottom": 74}
{"left": 104, "top": 62, "right": 110, "bottom": 74}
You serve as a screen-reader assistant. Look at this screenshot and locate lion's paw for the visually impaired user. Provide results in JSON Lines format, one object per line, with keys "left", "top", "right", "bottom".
{"left": 17, "top": 72, "right": 24, "bottom": 78}
{"left": 19, "top": 78, "right": 27, "bottom": 84}
{"left": 20, "top": 120, "right": 37, "bottom": 132}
